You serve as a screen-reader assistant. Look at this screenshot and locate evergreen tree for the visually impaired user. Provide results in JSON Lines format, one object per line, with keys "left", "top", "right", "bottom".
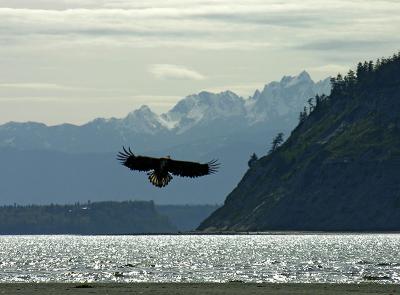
{"left": 299, "top": 106, "right": 308, "bottom": 124}
{"left": 331, "top": 73, "right": 344, "bottom": 96}
{"left": 330, "top": 77, "right": 337, "bottom": 88}
{"left": 368, "top": 60, "right": 374, "bottom": 72}
{"left": 356, "top": 62, "right": 368, "bottom": 82}
{"left": 307, "top": 97, "right": 315, "bottom": 113}
{"left": 248, "top": 153, "right": 258, "bottom": 168}
{"left": 346, "top": 70, "right": 356, "bottom": 83}
{"left": 344, "top": 70, "right": 357, "bottom": 92}
{"left": 269, "top": 132, "right": 284, "bottom": 154}
{"left": 315, "top": 94, "right": 326, "bottom": 107}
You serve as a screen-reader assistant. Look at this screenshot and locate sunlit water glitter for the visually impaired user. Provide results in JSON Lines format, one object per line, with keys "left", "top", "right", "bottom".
{"left": 0, "top": 234, "right": 399, "bottom": 283}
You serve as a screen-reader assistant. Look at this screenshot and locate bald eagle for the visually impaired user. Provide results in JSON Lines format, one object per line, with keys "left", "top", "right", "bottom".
{"left": 117, "top": 147, "right": 220, "bottom": 187}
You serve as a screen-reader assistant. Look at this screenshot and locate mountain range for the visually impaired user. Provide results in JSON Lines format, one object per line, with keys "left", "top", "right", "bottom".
{"left": 0, "top": 71, "right": 330, "bottom": 205}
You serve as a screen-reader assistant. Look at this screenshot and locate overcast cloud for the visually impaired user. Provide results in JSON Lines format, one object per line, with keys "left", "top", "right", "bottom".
{"left": 0, "top": 0, "right": 399, "bottom": 124}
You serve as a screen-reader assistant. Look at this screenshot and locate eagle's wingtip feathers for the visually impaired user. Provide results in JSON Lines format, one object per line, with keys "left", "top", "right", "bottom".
{"left": 122, "top": 146, "right": 134, "bottom": 156}
{"left": 117, "top": 146, "right": 135, "bottom": 164}
{"left": 207, "top": 159, "right": 220, "bottom": 174}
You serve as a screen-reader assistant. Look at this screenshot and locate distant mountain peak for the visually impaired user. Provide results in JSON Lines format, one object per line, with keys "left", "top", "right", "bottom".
{"left": 299, "top": 70, "right": 311, "bottom": 79}
{"left": 220, "top": 90, "right": 238, "bottom": 96}
{"left": 198, "top": 90, "right": 212, "bottom": 97}
{"left": 246, "top": 71, "right": 331, "bottom": 123}
{"left": 129, "top": 104, "right": 153, "bottom": 115}
{"left": 138, "top": 104, "right": 151, "bottom": 111}
{"left": 279, "top": 71, "right": 312, "bottom": 87}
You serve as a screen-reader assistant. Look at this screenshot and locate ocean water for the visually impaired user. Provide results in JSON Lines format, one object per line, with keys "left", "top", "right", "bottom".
{"left": 0, "top": 234, "right": 399, "bottom": 283}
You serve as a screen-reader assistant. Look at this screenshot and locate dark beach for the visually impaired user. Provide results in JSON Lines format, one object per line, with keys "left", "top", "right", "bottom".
{"left": 0, "top": 283, "right": 399, "bottom": 295}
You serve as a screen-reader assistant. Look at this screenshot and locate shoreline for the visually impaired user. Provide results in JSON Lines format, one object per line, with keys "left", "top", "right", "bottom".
{"left": 0, "top": 283, "right": 399, "bottom": 294}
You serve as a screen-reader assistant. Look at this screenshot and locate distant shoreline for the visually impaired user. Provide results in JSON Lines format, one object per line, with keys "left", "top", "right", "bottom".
{"left": 0, "top": 283, "right": 399, "bottom": 295}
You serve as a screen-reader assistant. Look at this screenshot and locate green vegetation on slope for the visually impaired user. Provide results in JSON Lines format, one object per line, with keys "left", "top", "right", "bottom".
{"left": 199, "top": 52, "right": 400, "bottom": 231}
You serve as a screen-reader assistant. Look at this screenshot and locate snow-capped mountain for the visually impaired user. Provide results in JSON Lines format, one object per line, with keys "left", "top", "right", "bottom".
{"left": 0, "top": 71, "right": 330, "bottom": 153}
{"left": 246, "top": 71, "right": 330, "bottom": 124}
{"left": 155, "top": 71, "right": 330, "bottom": 135}
{"left": 118, "top": 105, "right": 169, "bottom": 134}
{"left": 162, "top": 91, "right": 246, "bottom": 134}
{"left": 103, "top": 71, "right": 329, "bottom": 137}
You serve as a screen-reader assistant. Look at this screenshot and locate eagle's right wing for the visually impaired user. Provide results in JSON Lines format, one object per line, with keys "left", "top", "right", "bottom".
{"left": 117, "top": 147, "right": 159, "bottom": 172}
{"left": 167, "top": 159, "right": 219, "bottom": 178}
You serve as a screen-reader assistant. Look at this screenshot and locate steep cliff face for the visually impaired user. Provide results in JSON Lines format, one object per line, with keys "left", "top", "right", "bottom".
{"left": 199, "top": 54, "right": 400, "bottom": 231}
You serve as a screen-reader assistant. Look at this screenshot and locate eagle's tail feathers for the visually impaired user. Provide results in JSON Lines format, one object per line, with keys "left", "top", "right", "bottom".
{"left": 147, "top": 171, "right": 173, "bottom": 188}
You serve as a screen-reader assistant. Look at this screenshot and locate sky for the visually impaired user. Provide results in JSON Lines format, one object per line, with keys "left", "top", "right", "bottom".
{"left": 0, "top": 0, "right": 399, "bottom": 125}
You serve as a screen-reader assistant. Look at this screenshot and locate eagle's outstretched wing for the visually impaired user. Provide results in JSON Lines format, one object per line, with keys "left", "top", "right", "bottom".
{"left": 167, "top": 159, "right": 219, "bottom": 178}
{"left": 117, "top": 147, "right": 159, "bottom": 172}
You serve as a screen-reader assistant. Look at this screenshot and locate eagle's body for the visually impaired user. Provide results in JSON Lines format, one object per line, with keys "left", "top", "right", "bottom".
{"left": 147, "top": 157, "right": 173, "bottom": 187}
{"left": 117, "top": 147, "right": 219, "bottom": 187}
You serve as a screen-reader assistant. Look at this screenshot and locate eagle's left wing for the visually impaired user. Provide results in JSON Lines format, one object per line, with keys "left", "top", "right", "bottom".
{"left": 117, "top": 147, "right": 159, "bottom": 172}
{"left": 167, "top": 159, "right": 219, "bottom": 178}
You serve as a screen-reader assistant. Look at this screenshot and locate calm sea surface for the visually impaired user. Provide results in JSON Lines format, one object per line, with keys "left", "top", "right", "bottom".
{"left": 0, "top": 234, "right": 399, "bottom": 283}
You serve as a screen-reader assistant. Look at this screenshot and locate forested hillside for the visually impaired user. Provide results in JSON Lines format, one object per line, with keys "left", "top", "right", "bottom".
{"left": 0, "top": 201, "right": 176, "bottom": 234}
{"left": 199, "top": 52, "right": 400, "bottom": 231}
